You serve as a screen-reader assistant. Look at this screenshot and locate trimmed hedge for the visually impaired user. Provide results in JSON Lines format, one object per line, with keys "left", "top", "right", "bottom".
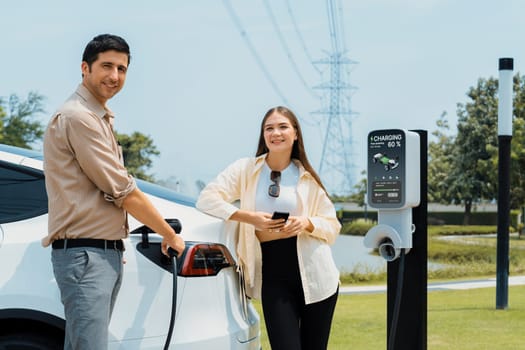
{"left": 341, "top": 218, "right": 375, "bottom": 236}
{"left": 338, "top": 209, "right": 520, "bottom": 227}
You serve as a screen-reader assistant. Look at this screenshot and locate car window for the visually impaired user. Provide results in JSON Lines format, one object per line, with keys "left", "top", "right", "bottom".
{"left": 0, "top": 160, "right": 48, "bottom": 223}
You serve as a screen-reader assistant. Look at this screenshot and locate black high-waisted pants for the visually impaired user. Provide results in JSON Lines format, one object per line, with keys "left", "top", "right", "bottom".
{"left": 260, "top": 236, "right": 338, "bottom": 350}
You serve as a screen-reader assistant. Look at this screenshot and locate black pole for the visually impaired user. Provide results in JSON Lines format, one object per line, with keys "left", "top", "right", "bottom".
{"left": 496, "top": 57, "right": 513, "bottom": 310}
{"left": 496, "top": 136, "right": 511, "bottom": 309}
{"left": 387, "top": 130, "right": 427, "bottom": 349}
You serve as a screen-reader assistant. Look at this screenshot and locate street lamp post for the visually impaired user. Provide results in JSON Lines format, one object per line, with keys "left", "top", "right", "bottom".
{"left": 496, "top": 57, "right": 513, "bottom": 310}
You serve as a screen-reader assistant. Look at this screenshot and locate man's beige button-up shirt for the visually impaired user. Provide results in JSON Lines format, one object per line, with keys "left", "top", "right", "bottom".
{"left": 42, "top": 84, "right": 136, "bottom": 247}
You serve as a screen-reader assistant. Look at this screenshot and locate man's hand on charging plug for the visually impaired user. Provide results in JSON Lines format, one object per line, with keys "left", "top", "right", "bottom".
{"left": 162, "top": 231, "right": 185, "bottom": 257}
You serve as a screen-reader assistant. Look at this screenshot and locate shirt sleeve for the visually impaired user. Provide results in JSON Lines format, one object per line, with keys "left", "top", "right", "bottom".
{"left": 301, "top": 178, "right": 341, "bottom": 245}
{"left": 196, "top": 159, "right": 247, "bottom": 220}
{"left": 62, "top": 111, "right": 136, "bottom": 207}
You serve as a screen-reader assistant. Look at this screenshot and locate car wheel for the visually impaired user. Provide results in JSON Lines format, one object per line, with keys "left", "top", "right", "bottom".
{"left": 0, "top": 331, "right": 63, "bottom": 350}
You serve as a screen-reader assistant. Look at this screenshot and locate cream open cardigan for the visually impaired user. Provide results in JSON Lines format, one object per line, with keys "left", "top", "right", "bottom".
{"left": 196, "top": 154, "right": 341, "bottom": 304}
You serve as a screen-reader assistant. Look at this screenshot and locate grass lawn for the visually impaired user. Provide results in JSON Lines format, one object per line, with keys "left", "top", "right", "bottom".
{"left": 253, "top": 285, "right": 525, "bottom": 349}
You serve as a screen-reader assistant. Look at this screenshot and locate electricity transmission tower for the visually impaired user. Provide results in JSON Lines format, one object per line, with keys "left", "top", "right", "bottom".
{"left": 314, "top": 0, "right": 357, "bottom": 196}
{"left": 223, "top": 0, "right": 357, "bottom": 196}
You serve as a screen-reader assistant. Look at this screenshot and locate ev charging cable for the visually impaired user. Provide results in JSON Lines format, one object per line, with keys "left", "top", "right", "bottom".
{"left": 164, "top": 247, "right": 178, "bottom": 350}
{"left": 388, "top": 248, "right": 406, "bottom": 350}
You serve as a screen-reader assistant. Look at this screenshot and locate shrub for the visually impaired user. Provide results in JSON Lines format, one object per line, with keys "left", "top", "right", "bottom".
{"left": 341, "top": 218, "right": 376, "bottom": 236}
{"left": 427, "top": 225, "right": 498, "bottom": 236}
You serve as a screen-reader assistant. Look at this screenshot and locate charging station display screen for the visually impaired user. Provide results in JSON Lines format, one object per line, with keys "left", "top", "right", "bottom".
{"left": 367, "top": 129, "right": 405, "bottom": 208}
{"left": 371, "top": 180, "right": 401, "bottom": 203}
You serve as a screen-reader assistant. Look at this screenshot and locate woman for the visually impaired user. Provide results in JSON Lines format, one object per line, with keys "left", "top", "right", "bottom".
{"left": 196, "top": 106, "right": 341, "bottom": 350}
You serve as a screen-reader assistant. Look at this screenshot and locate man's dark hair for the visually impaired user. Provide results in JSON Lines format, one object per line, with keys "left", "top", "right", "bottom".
{"left": 82, "top": 34, "right": 131, "bottom": 68}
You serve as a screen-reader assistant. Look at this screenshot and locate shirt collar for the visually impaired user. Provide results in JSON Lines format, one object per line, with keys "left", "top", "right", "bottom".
{"left": 253, "top": 154, "right": 267, "bottom": 172}
{"left": 75, "top": 84, "right": 115, "bottom": 120}
{"left": 253, "top": 153, "right": 306, "bottom": 176}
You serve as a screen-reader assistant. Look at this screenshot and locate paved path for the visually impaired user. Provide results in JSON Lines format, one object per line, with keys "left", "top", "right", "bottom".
{"left": 340, "top": 275, "right": 525, "bottom": 295}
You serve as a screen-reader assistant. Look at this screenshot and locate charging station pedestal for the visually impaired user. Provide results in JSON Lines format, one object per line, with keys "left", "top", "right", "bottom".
{"left": 365, "top": 129, "right": 428, "bottom": 350}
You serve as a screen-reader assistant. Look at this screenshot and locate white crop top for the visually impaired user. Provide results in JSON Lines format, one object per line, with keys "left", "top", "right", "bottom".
{"left": 255, "top": 161, "right": 301, "bottom": 216}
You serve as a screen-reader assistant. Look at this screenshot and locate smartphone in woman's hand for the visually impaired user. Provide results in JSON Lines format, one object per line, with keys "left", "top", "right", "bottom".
{"left": 271, "top": 211, "right": 289, "bottom": 222}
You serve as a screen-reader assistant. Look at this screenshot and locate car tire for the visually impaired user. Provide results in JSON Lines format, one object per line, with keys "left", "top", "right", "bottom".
{"left": 0, "top": 330, "right": 63, "bottom": 350}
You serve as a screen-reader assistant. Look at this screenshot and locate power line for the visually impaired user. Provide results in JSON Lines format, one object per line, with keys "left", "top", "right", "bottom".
{"left": 285, "top": 0, "right": 322, "bottom": 75}
{"left": 222, "top": 0, "right": 290, "bottom": 106}
{"left": 262, "top": 0, "right": 319, "bottom": 99}
{"left": 336, "top": 0, "right": 347, "bottom": 52}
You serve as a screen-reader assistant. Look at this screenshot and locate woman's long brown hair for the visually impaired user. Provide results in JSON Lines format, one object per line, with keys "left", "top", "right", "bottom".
{"left": 256, "top": 106, "right": 327, "bottom": 194}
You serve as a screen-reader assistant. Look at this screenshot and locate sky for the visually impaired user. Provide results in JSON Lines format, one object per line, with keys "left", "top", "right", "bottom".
{"left": 1, "top": 0, "right": 523, "bottom": 197}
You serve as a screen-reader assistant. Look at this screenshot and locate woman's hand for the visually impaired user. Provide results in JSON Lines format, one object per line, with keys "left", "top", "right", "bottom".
{"left": 230, "top": 210, "right": 314, "bottom": 242}
{"left": 279, "top": 216, "right": 312, "bottom": 235}
{"left": 256, "top": 215, "right": 313, "bottom": 242}
{"left": 252, "top": 211, "right": 288, "bottom": 231}
{"left": 230, "top": 210, "right": 286, "bottom": 231}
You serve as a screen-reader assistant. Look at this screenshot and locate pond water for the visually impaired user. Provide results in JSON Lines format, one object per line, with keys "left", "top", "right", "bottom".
{"left": 331, "top": 235, "right": 386, "bottom": 273}
{"left": 331, "top": 234, "right": 444, "bottom": 273}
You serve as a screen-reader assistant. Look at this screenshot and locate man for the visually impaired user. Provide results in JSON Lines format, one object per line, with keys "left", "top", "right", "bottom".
{"left": 42, "top": 34, "right": 185, "bottom": 350}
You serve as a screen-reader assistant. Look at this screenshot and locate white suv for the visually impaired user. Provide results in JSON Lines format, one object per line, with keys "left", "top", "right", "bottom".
{"left": 0, "top": 144, "right": 260, "bottom": 349}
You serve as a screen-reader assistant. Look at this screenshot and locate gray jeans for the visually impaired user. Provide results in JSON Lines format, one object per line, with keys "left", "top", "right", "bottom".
{"left": 52, "top": 247, "right": 123, "bottom": 350}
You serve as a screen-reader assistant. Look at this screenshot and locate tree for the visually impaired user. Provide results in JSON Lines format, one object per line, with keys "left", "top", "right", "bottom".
{"left": 428, "top": 74, "right": 525, "bottom": 224}
{"left": 508, "top": 74, "right": 525, "bottom": 210}
{"left": 428, "top": 112, "right": 456, "bottom": 203}
{"left": 0, "top": 91, "right": 45, "bottom": 148}
{"left": 115, "top": 131, "right": 160, "bottom": 182}
{"left": 348, "top": 170, "right": 367, "bottom": 207}
{"left": 446, "top": 77, "right": 499, "bottom": 224}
